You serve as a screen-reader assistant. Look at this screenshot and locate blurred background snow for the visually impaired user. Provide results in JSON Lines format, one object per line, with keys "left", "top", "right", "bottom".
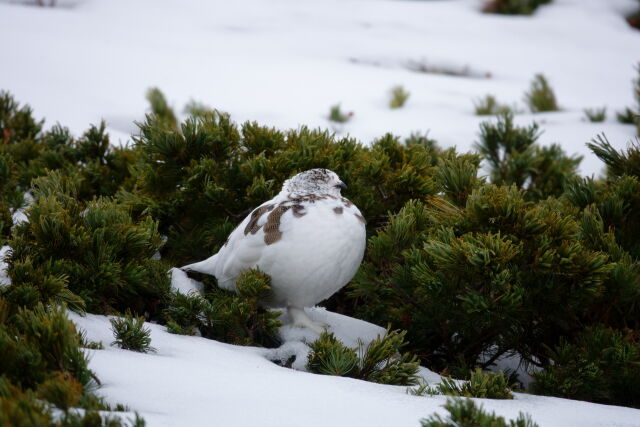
{"left": 1, "top": 0, "right": 639, "bottom": 176}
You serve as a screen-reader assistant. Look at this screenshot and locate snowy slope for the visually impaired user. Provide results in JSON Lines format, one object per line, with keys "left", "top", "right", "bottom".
{"left": 4, "top": 1, "right": 640, "bottom": 424}
{"left": 70, "top": 311, "right": 640, "bottom": 427}
{"left": 1, "top": 0, "right": 639, "bottom": 176}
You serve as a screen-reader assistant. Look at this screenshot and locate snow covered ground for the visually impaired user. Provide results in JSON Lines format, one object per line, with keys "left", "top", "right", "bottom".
{"left": 3, "top": 0, "right": 640, "bottom": 425}
{"left": 70, "top": 311, "right": 640, "bottom": 427}
{"left": 1, "top": 0, "right": 640, "bottom": 176}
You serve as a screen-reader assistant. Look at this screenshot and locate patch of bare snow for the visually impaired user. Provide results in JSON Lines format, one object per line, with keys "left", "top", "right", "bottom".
{"left": 69, "top": 311, "right": 640, "bottom": 427}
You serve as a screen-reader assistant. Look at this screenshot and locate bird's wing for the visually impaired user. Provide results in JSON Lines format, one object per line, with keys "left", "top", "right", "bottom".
{"left": 181, "top": 199, "right": 281, "bottom": 290}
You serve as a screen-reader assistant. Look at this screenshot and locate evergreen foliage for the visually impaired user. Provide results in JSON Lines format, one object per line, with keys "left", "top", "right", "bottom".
{"left": 436, "top": 154, "right": 485, "bottom": 207}
{"left": 587, "top": 134, "right": 640, "bottom": 179}
{"left": 4, "top": 171, "right": 170, "bottom": 315}
{"left": 0, "top": 91, "right": 150, "bottom": 421}
{"left": 531, "top": 326, "right": 640, "bottom": 408}
{"left": 421, "top": 399, "right": 538, "bottom": 427}
{"left": 475, "top": 112, "right": 581, "bottom": 201}
{"left": 583, "top": 107, "right": 606, "bottom": 123}
{"left": 110, "top": 312, "right": 154, "bottom": 353}
{"left": 524, "top": 74, "right": 559, "bottom": 112}
{"left": 350, "top": 191, "right": 613, "bottom": 372}
{"left": 473, "top": 95, "right": 513, "bottom": 116}
{"left": 183, "top": 99, "right": 214, "bottom": 118}
{"left": 307, "top": 332, "right": 359, "bottom": 377}
{"left": 328, "top": 104, "right": 352, "bottom": 123}
{"left": 433, "top": 369, "right": 514, "bottom": 399}
{"left": 350, "top": 129, "right": 640, "bottom": 405}
{"left": 0, "top": 301, "right": 93, "bottom": 392}
{"left": 0, "top": 298, "right": 144, "bottom": 425}
{"left": 580, "top": 135, "right": 640, "bottom": 260}
{"left": 307, "top": 329, "right": 420, "bottom": 386}
{"left": 408, "top": 369, "right": 514, "bottom": 400}
{"left": 164, "top": 269, "right": 281, "bottom": 347}
{"left": 389, "top": 85, "right": 410, "bottom": 109}
{"left": 616, "top": 65, "right": 640, "bottom": 135}
{"left": 616, "top": 107, "right": 637, "bottom": 124}
{"left": 483, "top": 0, "right": 551, "bottom": 15}
{"left": 0, "top": 90, "right": 139, "bottom": 245}
{"left": 405, "top": 131, "right": 440, "bottom": 150}
{"left": 0, "top": 384, "right": 145, "bottom": 427}
{"left": 146, "top": 87, "right": 178, "bottom": 132}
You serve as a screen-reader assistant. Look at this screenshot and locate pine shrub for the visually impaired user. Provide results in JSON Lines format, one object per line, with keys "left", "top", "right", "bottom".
{"left": 434, "top": 369, "right": 514, "bottom": 399}
{"left": 0, "top": 91, "right": 139, "bottom": 213}
{"left": 405, "top": 131, "right": 440, "bottom": 150}
{"left": 473, "top": 95, "right": 513, "bottom": 116}
{"left": 0, "top": 302, "right": 93, "bottom": 391}
{"left": 164, "top": 269, "right": 281, "bottom": 347}
{"left": 586, "top": 134, "right": 640, "bottom": 180}
{"left": 4, "top": 171, "right": 170, "bottom": 315}
{"left": 328, "top": 104, "right": 352, "bottom": 123}
{"left": 0, "top": 298, "right": 139, "bottom": 423}
{"left": 183, "top": 99, "right": 213, "bottom": 118}
{"left": 524, "top": 74, "right": 559, "bottom": 112}
{"left": 350, "top": 130, "right": 640, "bottom": 407}
{"left": 307, "top": 332, "right": 359, "bottom": 377}
{"left": 436, "top": 154, "right": 484, "bottom": 207}
{"left": 532, "top": 326, "right": 640, "bottom": 408}
{"left": 475, "top": 112, "right": 581, "bottom": 201}
{"left": 0, "top": 90, "right": 42, "bottom": 143}
{"left": 0, "top": 154, "right": 18, "bottom": 244}
{"left": 581, "top": 135, "right": 640, "bottom": 259}
{"left": 350, "top": 190, "right": 612, "bottom": 372}
{"left": 0, "top": 388, "right": 52, "bottom": 427}
{"left": 616, "top": 107, "right": 637, "bottom": 124}
{"left": 421, "top": 399, "right": 538, "bottom": 427}
{"left": 0, "top": 385, "right": 146, "bottom": 427}
{"left": 307, "top": 329, "right": 420, "bottom": 386}
{"left": 389, "top": 85, "right": 410, "bottom": 109}
{"left": 483, "top": 0, "right": 551, "bottom": 15}
{"left": 110, "top": 312, "right": 154, "bottom": 353}
{"left": 36, "top": 371, "right": 83, "bottom": 411}
{"left": 146, "top": 87, "right": 178, "bottom": 132}
{"left": 583, "top": 107, "right": 606, "bottom": 123}
{"left": 163, "top": 291, "right": 207, "bottom": 336}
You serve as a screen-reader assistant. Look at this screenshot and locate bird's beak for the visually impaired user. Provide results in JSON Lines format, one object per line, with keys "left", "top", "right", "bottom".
{"left": 336, "top": 182, "right": 347, "bottom": 190}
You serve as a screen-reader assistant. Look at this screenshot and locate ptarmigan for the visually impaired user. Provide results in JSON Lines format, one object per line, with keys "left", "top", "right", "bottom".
{"left": 181, "top": 169, "right": 366, "bottom": 333}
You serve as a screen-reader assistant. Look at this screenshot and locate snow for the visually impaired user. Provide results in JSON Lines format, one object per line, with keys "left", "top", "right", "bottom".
{"left": 1, "top": 0, "right": 639, "bottom": 177}
{"left": 3, "top": 0, "right": 640, "bottom": 424}
{"left": 0, "top": 246, "right": 11, "bottom": 287}
{"left": 169, "top": 267, "right": 204, "bottom": 295}
{"left": 70, "top": 311, "right": 640, "bottom": 427}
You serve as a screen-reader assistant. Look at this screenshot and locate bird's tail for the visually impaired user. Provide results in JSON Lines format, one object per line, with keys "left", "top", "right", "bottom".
{"left": 180, "top": 253, "right": 219, "bottom": 275}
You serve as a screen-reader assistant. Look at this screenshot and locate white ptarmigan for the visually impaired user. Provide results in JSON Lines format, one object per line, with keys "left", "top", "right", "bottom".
{"left": 181, "top": 169, "right": 366, "bottom": 333}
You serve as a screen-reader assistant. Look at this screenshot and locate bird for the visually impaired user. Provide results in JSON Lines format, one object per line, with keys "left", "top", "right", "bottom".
{"left": 180, "top": 168, "right": 366, "bottom": 334}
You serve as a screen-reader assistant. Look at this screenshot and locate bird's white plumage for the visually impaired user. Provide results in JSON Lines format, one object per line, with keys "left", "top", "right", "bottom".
{"left": 181, "top": 169, "right": 366, "bottom": 332}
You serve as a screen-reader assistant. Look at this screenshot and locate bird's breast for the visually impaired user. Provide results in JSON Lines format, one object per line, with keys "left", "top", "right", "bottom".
{"left": 256, "top": 198, "right": 366, "bottom": 307}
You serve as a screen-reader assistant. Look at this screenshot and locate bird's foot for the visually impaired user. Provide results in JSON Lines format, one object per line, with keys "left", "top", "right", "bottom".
{"left": 287, "top": 306, "right": 328, "bottom": 335}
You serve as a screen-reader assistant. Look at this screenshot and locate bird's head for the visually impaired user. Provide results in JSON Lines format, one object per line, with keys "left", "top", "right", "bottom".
{"left": 281, "top": 168, "right": 347, "bottom": 197}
